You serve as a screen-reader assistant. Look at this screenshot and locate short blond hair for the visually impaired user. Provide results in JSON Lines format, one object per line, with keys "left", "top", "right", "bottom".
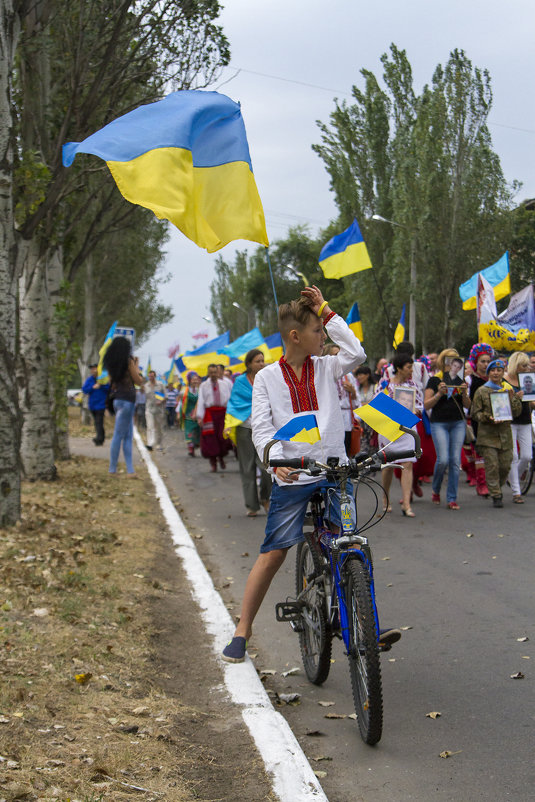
{"left": 278, "top": 299, "right": 315, "bottom": 342}
{"left": 507, "top": 351, "right": 529, "bottom": 376}
{"left": 436, "top": 348, "right": 459, "bottom": 373}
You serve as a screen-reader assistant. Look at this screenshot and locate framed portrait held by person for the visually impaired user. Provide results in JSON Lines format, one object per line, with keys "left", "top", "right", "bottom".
{"left": 394, "top": 386, "right": 416, "bottom": 413}
{"left": 444, "top": 356, "right": 464, "bottom": 385}
{"left": 520, "top": 372, "right": 535, "bottom": 401}
{"left": 490, "top": 391, "right": 512, "bottom": 422}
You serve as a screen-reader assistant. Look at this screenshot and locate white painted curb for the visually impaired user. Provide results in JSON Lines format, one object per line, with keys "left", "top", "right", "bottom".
{"left": 134, "top": 429, "right": 328, "bottom": 802}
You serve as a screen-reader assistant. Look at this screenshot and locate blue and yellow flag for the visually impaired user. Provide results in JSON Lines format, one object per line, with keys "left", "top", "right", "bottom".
{"left": 185, "top": 330, "right": 230, "bottom": 356}
{"left": 97, "top": 321, "right": 117, "bottom": 382}
{"left": 265, "top": 332, "right": 284, "bottom": 362}
{"left": 392, "top": 304, "right": 406, "bottom": 349}
{"left": 459, "top": 252, "right": 510, "bottom": 311}
{"left": 62, "top": 91, "right": 269, "bottom": 254}
{"left": 224, "top": 374, "right": 253, "bottom": 443}
{"left": 356, "top": 392, "right": 418, "bottom": 442}
{"left": 274, "top": 414, "right": 321, "bottom": 445}
{"left": 346, "top": 302, "right": 363, "bottom": 342}
{"left": 221, "top": 327, "right": 266, "bottom": 360}
{"left": 319, "top": 219, "right": 372, "bottom": 280}
{"left": 146, "top": 356, "right": 152, "bottom": 376}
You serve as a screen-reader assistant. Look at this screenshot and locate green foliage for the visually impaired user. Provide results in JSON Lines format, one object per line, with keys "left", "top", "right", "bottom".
{"left": 71, "top": 207, "right": 173, "bottom": 348}
{"left": 313, "top": 45, "right": 517, "bottom": 357}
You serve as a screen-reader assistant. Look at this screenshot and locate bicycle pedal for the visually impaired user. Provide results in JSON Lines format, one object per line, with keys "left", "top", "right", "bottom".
{"left": 378, "top": 642, "right": 392, "bottom": 652}
{"left": 275, "top": 600, "right": 303, "bottom": 622}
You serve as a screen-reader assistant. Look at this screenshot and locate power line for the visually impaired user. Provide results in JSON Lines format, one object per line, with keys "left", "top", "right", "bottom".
{"left": 215, "top": 66, "right": 535, "bottom": 137}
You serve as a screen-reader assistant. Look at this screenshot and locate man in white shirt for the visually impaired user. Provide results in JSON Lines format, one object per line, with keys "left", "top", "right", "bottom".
{"left": 196, "top": 364, "right": 232, "bottom": 471}
{"left": 222, "top": 287, "right": 400, "bottom": 663}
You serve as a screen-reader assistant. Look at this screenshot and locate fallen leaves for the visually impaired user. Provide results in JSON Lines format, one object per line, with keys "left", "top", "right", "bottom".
{"left": 74, "top": 672, "right": 93, "bottom": 685}
{"left": 439, "top": 749, "right": 462, "bottom": 759}
{"left": 510, "top": 672, "right": 525, "bottom": 679}
{"left": 426, "top": 711, "right": 441, "bottom": 719}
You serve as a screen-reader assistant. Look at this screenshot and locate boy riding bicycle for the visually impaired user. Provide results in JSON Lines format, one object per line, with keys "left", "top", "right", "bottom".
{"left": 222, "top": 285, "right": 400, "bottom": 662}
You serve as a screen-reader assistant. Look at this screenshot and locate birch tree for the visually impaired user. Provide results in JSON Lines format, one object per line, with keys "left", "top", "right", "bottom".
{"left": 14, "top": 0, "right": 229, "bottom": 478}
{"left": 0, "top": 0, "right": 26, "bottom": 524}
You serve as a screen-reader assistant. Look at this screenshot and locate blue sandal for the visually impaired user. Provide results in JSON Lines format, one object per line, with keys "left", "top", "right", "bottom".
{"left": 222, "top": 636, "right": 248, "bottom": 663}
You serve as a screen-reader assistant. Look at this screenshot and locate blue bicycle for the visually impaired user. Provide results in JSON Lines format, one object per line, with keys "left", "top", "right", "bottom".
{"left": 265, "top": 427, "right": 420, "bottom": 745}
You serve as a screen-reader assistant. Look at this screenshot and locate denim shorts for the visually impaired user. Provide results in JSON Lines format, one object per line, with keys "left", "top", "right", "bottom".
{"left": 260, "top": 478, "right": 355, "bottom": 553}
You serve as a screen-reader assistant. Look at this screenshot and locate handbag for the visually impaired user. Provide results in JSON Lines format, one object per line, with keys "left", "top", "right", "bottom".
{"left": 106, "top": 388, "right": 116, "bottom": 415}
{"left": 464, "top": 422, "right": 475, "bottom": 445}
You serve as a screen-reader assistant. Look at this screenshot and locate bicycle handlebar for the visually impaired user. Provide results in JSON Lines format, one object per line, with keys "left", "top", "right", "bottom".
{"left": 269, "top": 457, "right": 314, "bottom": 470}
{"left": 264, "top": 425, "right": 421, "bottom": 475}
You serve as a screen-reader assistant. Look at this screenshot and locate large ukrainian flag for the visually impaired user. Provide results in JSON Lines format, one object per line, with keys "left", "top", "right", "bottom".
{"left": 62, "top": 91, "right": 269, "bottom": 253}
{"left": 356, "top": 392, "right": 418, "bottom": 442}
{"left": 459, "top": 252, "right": 510, "bottom": 311}
{"left": 319, "top": 219, "right": 372, "bottom": 280}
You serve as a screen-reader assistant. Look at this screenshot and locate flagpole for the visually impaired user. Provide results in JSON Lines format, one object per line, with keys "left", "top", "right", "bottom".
{"left": 265, "top": 247, "right": 279, "bottom": 309}
{"left": 370, "top": 269, "right": 394, "bottom": 334}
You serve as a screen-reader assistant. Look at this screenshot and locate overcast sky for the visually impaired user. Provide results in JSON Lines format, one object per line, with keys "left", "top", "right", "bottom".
{"left": 136, "top": 0, "right": 535, "bottom": 372}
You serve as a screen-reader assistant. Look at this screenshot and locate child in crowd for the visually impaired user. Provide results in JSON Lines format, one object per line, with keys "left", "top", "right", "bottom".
{"left": 222, "top": 285, "right": 401, "bottom": 663}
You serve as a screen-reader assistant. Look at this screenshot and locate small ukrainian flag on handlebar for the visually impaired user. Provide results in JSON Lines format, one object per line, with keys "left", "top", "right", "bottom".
{"left": 273, "top": 414, "right": 321, "bottom": 445}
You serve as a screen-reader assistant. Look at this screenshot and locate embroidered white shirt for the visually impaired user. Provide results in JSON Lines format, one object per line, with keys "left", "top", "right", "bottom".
{"left": 252, "top": 314, "right": 366, "bottom": 485}
{"left": 196, "top": 378, "right": 231, "bottom": 419}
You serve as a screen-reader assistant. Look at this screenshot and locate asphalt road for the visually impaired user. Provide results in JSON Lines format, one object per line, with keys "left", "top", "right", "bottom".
{"left": 155, "top": 428, "right": 534, "bottom": 802}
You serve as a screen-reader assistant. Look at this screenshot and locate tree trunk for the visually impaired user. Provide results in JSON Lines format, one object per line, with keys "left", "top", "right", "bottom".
{"left": 0, "top": 0, "right": 22, "bottom": 524}
{"left": 17, "top": 237, "right": 57, "bottom": 480}
{"left": 47, "top": 246, "right": 70, "bottom": 460}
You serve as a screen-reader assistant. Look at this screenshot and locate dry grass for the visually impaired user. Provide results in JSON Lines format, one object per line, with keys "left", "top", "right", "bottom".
{"left": 0, "top": 437, "right": 200, "bottom": 801}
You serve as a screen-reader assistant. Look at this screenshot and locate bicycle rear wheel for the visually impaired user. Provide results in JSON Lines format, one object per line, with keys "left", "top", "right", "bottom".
{"left": 295, "top": 538, "right": 332, "bottom": 685}
{"left": 520, "top": 446, "right": 534, "bottom": 495}
{"left": 345, "top": 558, "right": 383, "bottom": 745}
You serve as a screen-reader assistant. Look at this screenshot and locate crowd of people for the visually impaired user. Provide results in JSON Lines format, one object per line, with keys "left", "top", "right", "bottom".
{"left": 82, "top": 290, "right": 534, "bottom": 667}
{"left": 84, "top": 329, "right": 535, "bottom": 513}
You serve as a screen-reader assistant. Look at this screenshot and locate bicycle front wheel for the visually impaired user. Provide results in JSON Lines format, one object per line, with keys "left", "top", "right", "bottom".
{"left": 345, "top": 558, "right": 383, "bottom": 745}
{"left": 295, "top": 539, "right": 332, "bottom": 685}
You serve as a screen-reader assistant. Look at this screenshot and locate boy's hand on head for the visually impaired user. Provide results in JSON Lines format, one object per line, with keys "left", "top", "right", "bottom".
{"left": 300, "top": 285, "right": 326, "bottom": 316}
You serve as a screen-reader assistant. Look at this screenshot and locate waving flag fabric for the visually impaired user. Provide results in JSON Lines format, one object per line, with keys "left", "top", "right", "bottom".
{"left": 97, "top": 321, "right": 117, "bottom": 382}
{"left": 319, "top": 219, "right": 372, "bottom": 279}
{"left": 224, "top": 374, "right": 253, "bottom": 443}
{"left": 346, "top": 302, "right": 363, "bottom": 342}
{"left": 265, "top": 332, "right": 284, "bottom": 361}
{"left": 221, "top": 327, "right": 266, "bottom": 359}
{"left": 392, "top": 304, "right": 406, "bottom": 349}
{"left": 185, "top": 331, "right": 230, "bottom": 356}
{"left": 356, "top": 392, "right": 418, "bottom": 442}
{"left": 62, "top": 91, "right": 269, "bottom": 253}
{"left": 274, "top": 414, "right": 321, "bottom": 445}
{"left": 459, "top": 252, "right": 510, "bottom": 311}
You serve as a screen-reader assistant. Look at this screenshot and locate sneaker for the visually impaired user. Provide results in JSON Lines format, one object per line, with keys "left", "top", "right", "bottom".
{"left": 492, "top": 495, "right": 504, "bottom": 508}
{"left": 431, "top": 492, "right": 440, "bottom": 504}
{"left": 222, "top": 636, "right": 247, "bottom": 663}
{"left": 378, "top": 628, "right": 401, "bottom": 651}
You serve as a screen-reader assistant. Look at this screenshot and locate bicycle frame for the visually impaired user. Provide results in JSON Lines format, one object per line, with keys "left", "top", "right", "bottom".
{"left": 309, "top": 489, "right": 381, "bottom": 653}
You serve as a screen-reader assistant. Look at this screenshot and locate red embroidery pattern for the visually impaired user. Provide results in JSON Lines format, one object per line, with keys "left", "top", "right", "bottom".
{"left": 279, "top": 356, "right": 319, "bottom": 413}
{"left": 323, "top": 311, "right": 336, "bottom": 325}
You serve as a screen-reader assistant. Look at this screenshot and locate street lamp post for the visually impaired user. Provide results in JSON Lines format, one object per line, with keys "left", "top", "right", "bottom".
{"left": 371, "top": 214, "right": 417, "bottom": 345}
{"left": 232, "top": 301, "right": 250, "bottom": 330}
{"left": 287, "top": 264, "right": 309, "bottom": 287}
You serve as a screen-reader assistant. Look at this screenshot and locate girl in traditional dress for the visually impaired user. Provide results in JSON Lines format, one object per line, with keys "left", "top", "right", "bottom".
{"left": 179, "top": 372, "right": 201, "bottom": 456}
